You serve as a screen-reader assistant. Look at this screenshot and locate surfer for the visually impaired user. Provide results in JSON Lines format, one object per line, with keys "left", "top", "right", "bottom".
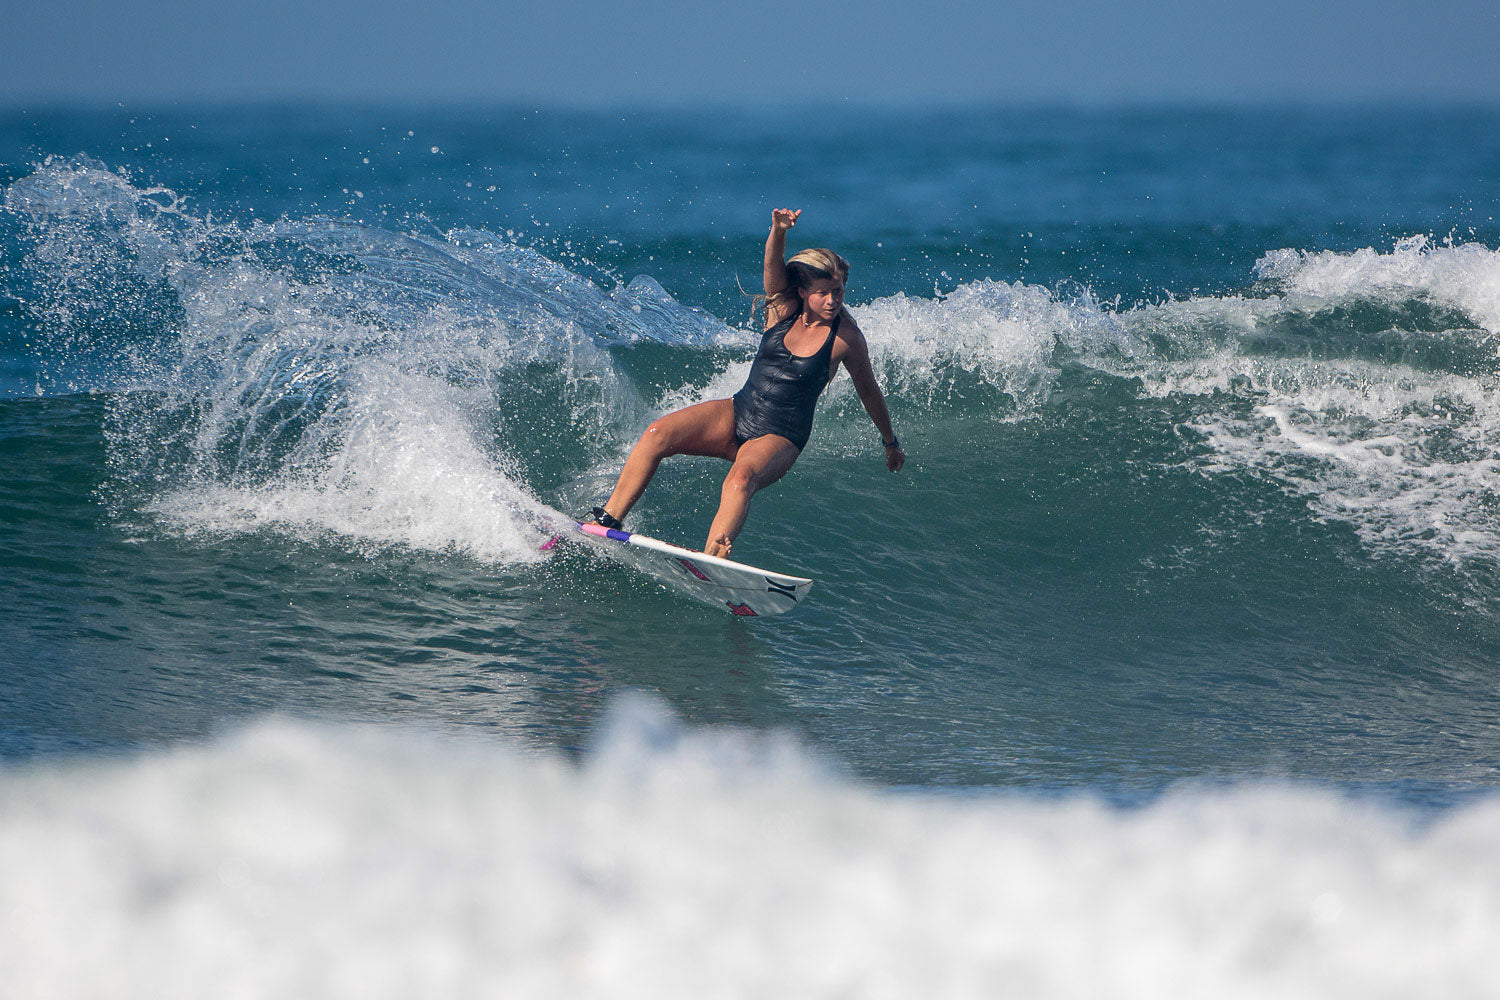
{"left": 588, "top": 208, "right": 905, "bottom": 558}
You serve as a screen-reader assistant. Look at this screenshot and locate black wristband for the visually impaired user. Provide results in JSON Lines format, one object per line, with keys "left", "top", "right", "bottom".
{"left": 882, "top": 436, "right": 899, "bottom": 449}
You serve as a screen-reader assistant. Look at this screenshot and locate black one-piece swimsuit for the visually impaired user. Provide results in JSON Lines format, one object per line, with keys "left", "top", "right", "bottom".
{"left": 731, "top": 312, "right": 839, "bottom": 451}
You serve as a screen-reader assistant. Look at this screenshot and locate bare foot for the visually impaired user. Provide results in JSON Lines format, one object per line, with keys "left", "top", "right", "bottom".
{"left": 703, "top": 535, "right": 733, "bottom": 559}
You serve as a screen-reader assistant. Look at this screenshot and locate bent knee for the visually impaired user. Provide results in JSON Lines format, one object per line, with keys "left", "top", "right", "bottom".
{"left": 723, "top": 465, "right": 760, "bottom": 494}
{"left": 638, "top": 421, "right": 679, "bottom": 455}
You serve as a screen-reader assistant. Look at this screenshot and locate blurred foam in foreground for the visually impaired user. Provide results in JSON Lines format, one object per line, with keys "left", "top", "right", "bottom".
{"left": 1, "top": 693, "right": 1494, "bottom": 999}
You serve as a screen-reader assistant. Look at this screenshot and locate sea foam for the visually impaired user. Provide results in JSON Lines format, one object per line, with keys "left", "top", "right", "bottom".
{"left": 1255, "top": 235, "right": 1500, "bottom": 335}
{"left": 0, "top": 696, "right": 1495, "bottom": 999}
{"left": 848, "top": 239, "right": 1500, "bottom": 569}
{"left": 1138, "top": 241, "right": 1500, "bottom": 568}
{"left": 5, "top": 161, "right": 746, "bottom": 565}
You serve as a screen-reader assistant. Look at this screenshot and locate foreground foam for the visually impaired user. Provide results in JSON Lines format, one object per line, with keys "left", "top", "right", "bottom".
{"left": 1, "top": 699, "right": 1495, "bottom": 999}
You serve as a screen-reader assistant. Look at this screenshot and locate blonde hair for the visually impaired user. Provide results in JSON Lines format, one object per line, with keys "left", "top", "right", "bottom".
{"left": 755, "top": 248, "right": 850, "bottom": 325}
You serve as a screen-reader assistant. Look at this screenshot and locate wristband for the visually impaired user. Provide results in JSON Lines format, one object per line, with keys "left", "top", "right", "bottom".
{"left": 882, "top": 436, "right": 899, "bottom": 449}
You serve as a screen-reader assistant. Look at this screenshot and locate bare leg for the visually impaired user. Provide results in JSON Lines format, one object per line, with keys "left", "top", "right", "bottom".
{"left": 704, "top": 435, "right": 801, "bottom": 558}
{"left": 603, "top": 399, "right": 738, "bottom": 521}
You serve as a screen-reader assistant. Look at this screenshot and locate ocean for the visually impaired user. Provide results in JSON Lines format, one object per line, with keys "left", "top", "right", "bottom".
{"left": 3, "top": 104, "right": 1499, "bottom": 994}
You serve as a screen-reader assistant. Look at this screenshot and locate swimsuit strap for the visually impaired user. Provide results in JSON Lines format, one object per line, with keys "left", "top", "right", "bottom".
{"left": 782, "top": 311, "right": 840, "bottom": 359}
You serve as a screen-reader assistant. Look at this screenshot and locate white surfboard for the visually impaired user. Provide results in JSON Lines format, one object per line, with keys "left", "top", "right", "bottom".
{"left": 544, "top": 521, "right": 813, "bottom": 617}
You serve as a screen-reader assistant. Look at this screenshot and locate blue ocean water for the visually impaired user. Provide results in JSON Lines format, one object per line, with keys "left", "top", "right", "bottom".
{"left": 4, "top": 105, "right": 1500, "bottom": 993}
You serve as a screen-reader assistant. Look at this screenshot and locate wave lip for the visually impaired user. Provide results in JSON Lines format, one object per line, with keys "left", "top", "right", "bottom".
{"left": 1, "top": 700, "right": 1497, "bottom": 998}
{"left": 1255, "top": 235, "right": 1500, "bottom": 335}
{"left": 2, "top": 160, "right": 759, "bottom": 564}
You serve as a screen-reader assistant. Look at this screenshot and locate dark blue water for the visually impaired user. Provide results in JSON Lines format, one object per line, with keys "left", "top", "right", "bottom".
{"left": 3, "top": 105, "right": 1500, "bottom": 993}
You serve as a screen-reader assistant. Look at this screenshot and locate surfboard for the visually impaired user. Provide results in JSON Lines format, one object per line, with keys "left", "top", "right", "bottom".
{"left": 543, "top": 521, "right": 813, "bottom": 617}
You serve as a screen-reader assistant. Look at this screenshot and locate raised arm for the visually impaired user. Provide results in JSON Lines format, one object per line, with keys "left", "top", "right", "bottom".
{"left": 838, "top": 312, "right": 906, "bottom": 472}
{"left": 764, "top": 208, "right": 800, "bottom": 298}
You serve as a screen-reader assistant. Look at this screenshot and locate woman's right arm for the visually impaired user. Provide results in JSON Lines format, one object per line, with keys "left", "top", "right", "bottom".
{"left": 763, "top": 208, "right": 800, "bottom": 298}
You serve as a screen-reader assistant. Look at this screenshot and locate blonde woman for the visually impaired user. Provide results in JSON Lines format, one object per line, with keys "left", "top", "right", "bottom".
{"left": 588, "top": 208, "right": 905, "bottom": 558}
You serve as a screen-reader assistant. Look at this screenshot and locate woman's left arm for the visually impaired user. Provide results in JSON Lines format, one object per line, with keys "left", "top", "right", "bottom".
{"left": 839, "top": 313, "right": 905, "bottom": 472}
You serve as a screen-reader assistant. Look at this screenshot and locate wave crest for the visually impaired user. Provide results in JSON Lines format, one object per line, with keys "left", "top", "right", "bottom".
{"left": 11, "top": 160, "right": 1500, "bottom": 571}
{"left": 3, "top": 160, "right": 746, "bottom": 562}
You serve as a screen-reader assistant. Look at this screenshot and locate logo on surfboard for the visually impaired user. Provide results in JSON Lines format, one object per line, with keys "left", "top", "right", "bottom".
{"left": 765, "top": 578, "right": 800, "bottom": 603}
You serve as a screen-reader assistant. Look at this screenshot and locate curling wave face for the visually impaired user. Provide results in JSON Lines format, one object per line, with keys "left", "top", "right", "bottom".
{"left": 8, "top": 160, "right": 1500, "bottom": 578}
{"left": 5, "top": 160, "right": 743, "bottom": 564}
